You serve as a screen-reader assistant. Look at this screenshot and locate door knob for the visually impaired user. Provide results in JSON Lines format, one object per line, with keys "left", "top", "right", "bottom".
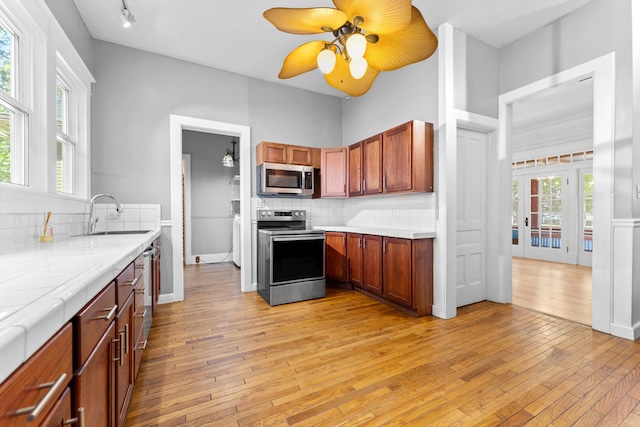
{"left": 525, "top": 217, "right": 529, "bottom": 227}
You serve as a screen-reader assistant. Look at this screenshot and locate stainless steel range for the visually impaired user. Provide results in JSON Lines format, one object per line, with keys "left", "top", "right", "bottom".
{"left": 257, "top": 209, "right": 326, "bottom": 306}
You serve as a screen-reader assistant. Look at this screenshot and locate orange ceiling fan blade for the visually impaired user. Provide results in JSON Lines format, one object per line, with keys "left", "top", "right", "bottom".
{"left": 324, "top": 56, "right": 380, "bottom": 97}
{"left": 333, "top": 0, "right": 412, "bottom": 35}
{"left": 264, "top": 7, "right": 348, "bottom": 34}
{"left": 278, "top": 41, "right": 328, "bottom": 79}
{"left": 364, "top": 6, "right": 437, "bottom": 72}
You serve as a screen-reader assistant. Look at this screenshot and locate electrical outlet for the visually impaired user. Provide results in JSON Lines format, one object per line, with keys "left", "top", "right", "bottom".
{"left": 255, "top": 198, "right": 265, "bottom": 208}
{"left": 637, "top": 185, "right": 640, "bottom": 199}
{"left": 195, "top": 256, "right": 200, "bottom": 263}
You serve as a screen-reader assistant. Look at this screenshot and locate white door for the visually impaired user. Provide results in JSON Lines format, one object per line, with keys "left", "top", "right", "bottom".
{"left": 456, "top": 129, "right": 487, "bottom": 307}
{"left": 523, "top": 173, "right": 570, "bottom": 263}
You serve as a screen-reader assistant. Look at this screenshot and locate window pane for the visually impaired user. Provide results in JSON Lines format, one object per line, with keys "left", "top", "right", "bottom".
{"left": 0, "top": 103, "right": 11, "bottom": 183}
{"left": 57, "top": 137, "right": 73, "bottom": 194}
{"left": 0, "top": 23, "right": 13, "bottom": 95}
{"left": 56, "top": 80, "right": 68, "bottom": 133}
{"left": 56, "top": 139, "right": 63, "bottom": 192}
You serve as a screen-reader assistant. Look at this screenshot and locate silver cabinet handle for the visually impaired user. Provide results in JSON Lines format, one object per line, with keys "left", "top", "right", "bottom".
{"left": 112, "top": 336, "right": 120, "bottom": 363}
{"left": 16, "top": 373, "right": 68, "bottom": 421}
{"left": 98, "top": 305, "right": 118, "bottom": 322}
{"left": 143, "top": 248, "right": 156, "bottom": 257}
{"left": 118, "top": 331, "right": 125, "bottom": 365}
{"left": 138, "top": 339, "right": 147, "bottom": 350}
{"left": 65, "top": 407, "right": 85, "bottom": 427}
{"left": 127, "top": 276, "right": 140, "bottom": 287}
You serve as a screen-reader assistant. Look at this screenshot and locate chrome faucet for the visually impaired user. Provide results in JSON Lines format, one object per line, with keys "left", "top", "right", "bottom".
{"left": 88, "top": 194, "right": 124, "bottom": 234}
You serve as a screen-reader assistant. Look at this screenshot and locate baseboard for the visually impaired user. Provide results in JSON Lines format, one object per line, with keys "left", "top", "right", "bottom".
{"left": 185, "top": 252, "right": 233, "bottom": 265}
{"left": 158, "top": 293, "right": 175, "bottom": 305}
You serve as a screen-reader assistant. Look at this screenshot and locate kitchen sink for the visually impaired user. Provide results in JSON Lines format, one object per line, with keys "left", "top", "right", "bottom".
{"left": 83, "top": 230, "right": 152, "bottom": 236}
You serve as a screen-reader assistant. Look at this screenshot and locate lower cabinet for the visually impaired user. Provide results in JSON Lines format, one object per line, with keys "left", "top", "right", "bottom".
{"left": 325, "top": 232, "right": 348, "bottom": 283}
{"left": 328, "top": 232, "right": 433, "bottom": 317}
{"left": 363, "top": 235, "right": 383, "bottom": 296}
{"left": 0, "top": 323, "right": 74, "bottom": 426}
{"left": 115, "top": 293, "right": 135, "bottom": 427}
{"left": 40, "top": 387, "right": 74, "bottom": 427}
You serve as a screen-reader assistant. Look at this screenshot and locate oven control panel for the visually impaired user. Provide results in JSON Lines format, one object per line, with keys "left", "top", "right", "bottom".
{"left": 257, "top": 209, "right": 306, "bottom": 220}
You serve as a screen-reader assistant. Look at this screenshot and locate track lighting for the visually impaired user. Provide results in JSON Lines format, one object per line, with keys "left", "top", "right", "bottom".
{"left": 120, "top": 0, "right": 135, "bottom": 28}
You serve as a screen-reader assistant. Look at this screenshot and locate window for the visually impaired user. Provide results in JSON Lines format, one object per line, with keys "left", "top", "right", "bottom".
{"left": 0, "top": 18, "right": 28, "bottom": 186}
{"left": 56, "top": 77, "right": 74, "bottom": 194}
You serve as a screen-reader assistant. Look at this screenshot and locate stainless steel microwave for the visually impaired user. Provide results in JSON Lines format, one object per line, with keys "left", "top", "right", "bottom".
{"left": 257, "top": 162, "right": 314, "bottom": 196}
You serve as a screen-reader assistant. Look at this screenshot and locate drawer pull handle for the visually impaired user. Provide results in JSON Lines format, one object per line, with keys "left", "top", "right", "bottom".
{"left": 127, "top": 277, "right": 140, "bottom": 287}
{"left": 138, "top": 339, "right": 147, "bottom": 350}
{"left": 98, "top": 305, "right": 118, "bottom": 322}
{"left": 16, "top": 373, "right": 67, "bottom": 421}
{"left": 112, "top": 337, "right": 120, "bottom": 363}
{"left": 119, "top": 331, "right": 125, "bottom": 365}
{"left": 137, "top": 309, "right": 147, "bottom": 319}
{"left": 65, "top": 407, "right": 85, "bottom": 427}
{"left": 124, "top": 323, "right": 129, "bottom": 354}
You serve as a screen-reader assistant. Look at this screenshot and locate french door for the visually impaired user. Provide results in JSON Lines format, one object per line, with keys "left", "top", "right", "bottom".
{"left": 513, "top": 173, "right": 569, "bottom": 263}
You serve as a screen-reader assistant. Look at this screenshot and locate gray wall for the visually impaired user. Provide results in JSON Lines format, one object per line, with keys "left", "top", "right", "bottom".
{"left": 341, "top": 54, "right": 440, "bottom": 145}
{"left": 500, "top": 0, "right": 634, "bottom": 218}
{"left": 91, "top": 40, "right": 343, "bottom": 294}
{"left": 183, "top": 131, "right": 239, "bottom": 255}
{"left": 44, "top": 0, "right": 93, "bottom": 73}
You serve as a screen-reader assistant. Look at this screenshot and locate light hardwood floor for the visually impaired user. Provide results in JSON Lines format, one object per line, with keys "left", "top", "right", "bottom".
{"left": 127, "top": 262, "right": 640, "bottom": 426}
{"left": 512, "top": 257, "right": 592, "bottom": 326}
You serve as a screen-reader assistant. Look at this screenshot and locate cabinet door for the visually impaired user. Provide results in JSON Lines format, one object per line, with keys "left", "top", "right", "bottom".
{"left": 40, "top": 387, "right": 72, "bottom": 427}
{"left": 362, "top": 134, "right": 383, "bottom": 195}
{"left": 115, "top": 293, "right": 134, "bottom": 427}
{"left": 362, "top": 235, "right": 383, "bottom": 295}
{"left": 321, "top": 147, "right": 348, "bottom": 197}
{"left": 325, "top": 232, "right": 348, "bottom": 282}
{"left": 383, "top": 122, "right": 413, "bottom": 192}
{"left": 348, "top": 143, "right": 362, "bottom": 196}
{"left": 288, "top": 145, "right": 312, "bottom": 166}
{"left": 347, "top": 233, "right": 363, "bottom": 287}
{"left": 383, "top": 237, "right": 413, "bottom": 306}
{"left": 152, "top": 238, "right": 161, "bottom": 315}
{"left": 258, "top": 142, "right": 288, "bottom": 164}
{"left": 74, "top": 321, "right": 115, "bottom": 427}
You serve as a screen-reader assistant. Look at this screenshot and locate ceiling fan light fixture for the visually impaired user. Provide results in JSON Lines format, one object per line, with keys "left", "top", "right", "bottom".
{"left": 317, "top": 47, "right": 337, "bottom": 74}
{"left": 349, "top": 56, "right": 368, "bottom": 79}
{"left": 346, "top": 32, "right": 367, "bottom": 59}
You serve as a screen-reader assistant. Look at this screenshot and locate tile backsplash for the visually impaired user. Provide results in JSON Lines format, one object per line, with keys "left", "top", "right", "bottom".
{"left": 254, "top": 193, "right": 436, "bottom": 231}
{"left": 0, "top": 204, "right": 161, "bottom": 255}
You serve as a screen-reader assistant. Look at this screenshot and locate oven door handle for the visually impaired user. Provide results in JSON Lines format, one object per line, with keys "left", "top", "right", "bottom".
{"left": 272, "top": 235, "right": 325, "bottom": 242}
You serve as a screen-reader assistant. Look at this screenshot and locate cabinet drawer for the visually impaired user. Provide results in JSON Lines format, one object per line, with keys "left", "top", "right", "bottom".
{"left": 74, "top": 281, "right": 116, "bottom": 368}
{"left": 116, "top": 261, "right": 137, "bottom": 309}
{"left": 0, "top": 323, "right": 72, "bottom": 426}
{"left": 40, "top": 387, "right": 72, "bottom": 427}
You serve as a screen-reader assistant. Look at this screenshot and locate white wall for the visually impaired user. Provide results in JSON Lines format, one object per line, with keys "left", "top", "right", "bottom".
{"left": 44, "top": 0, "right": 93, "bottom": 73}
{"left": 500, "top": 0, "right": 634, "bottom": 219}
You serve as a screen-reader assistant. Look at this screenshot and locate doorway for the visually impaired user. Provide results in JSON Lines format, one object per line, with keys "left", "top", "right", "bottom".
{"left": 170, "top": 115, "right": 251, "bottom": 302}
{"left": 499, "top": 53, "right": 615, "bottom": 333}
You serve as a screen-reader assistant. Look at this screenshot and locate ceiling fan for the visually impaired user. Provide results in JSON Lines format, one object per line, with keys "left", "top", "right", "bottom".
{"left": 264, "top": 0, "right": 438, "bottom": 97}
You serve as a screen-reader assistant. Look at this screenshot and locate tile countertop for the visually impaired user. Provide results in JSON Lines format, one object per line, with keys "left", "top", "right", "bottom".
{"left": 0, "top": 229, "right": 161, "bottom": 384}
{"left": 314, "top": 226, "right": 436, "bottom": 239}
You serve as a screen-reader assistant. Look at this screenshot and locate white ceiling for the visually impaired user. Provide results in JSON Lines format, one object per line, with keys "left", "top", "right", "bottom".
{"left": 72, "top": 0, "right": 593, "bottom": 98}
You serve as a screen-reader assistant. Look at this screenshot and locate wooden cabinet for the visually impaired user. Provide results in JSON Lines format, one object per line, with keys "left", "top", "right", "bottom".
{"left": 348, "top": 143, "right": 362, "bottom": 196}
{"left": 115, "top": 292, "right": 134, "bottom": 427}
{"left": 321, "top": 147, "right": 348, "bottom": 197}
{"left": 257, "top": 141, "right": 288, "bottom": 164}
{"left": 325, "top": 231, "right": 348, "bottom": 282}
{"left": 257, "top": 142, "right": 320, "bottom": 168}
{"left": 0, "top": 323, "right": 73, "bottom": 426}
{"left": 347, "top": 233, "right": 363, "bottom": 287}
{"left": 382, "top": 120, "right": 433, "bottom": 193}
{"left": 343, "top": 232, "right": 433, "bottom": 316}
{"left": 349, "top": 134, "right": 383, "bottom": 197}
{"left": 73, "top": 281, "right": 117, "bottom": 427}
{"left": 132, "top": 254, "right": 145, "bottom": 378}
{"left": 383, "top": 237, "right": 412, "bottom": 306}
{"left": 73, "top": 321, "right": 115, "bottom": 427}
{"left": 40, "top": 387, "right": 76, "bottom": 427}
{"left": 362, "top": 235, "right": 383, "bottom": 295}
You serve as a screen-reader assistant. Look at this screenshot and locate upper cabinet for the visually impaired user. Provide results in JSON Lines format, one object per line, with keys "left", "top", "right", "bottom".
{"left": 321, "top": 147, "right": 348, "bottom": 197}
{"left": 329, "top": 120, "right": 434, "bottom": 199}
{"left": 382, "top": 120, "right": 433, "bottom": 193}
{"left": 256, "top": 142, "right": 320, "bottom": 168}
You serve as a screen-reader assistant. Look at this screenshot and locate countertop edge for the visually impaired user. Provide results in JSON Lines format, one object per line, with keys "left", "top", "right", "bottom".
{"left": 313, "top": 226, "right": 436, "bottom": 239}
{"left": 0, "top": 229, "right": 161, "bottom": 384}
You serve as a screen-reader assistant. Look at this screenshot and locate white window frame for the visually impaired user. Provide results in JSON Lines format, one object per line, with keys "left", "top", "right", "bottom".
{"left": 0, "top": 11, "right": 31, "bottom": 187}
{"left": 56, "top": 72, "right": 75, "bottom": 194}
{"left": 0, "top": 1, "right": 94, "bottom": 201}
